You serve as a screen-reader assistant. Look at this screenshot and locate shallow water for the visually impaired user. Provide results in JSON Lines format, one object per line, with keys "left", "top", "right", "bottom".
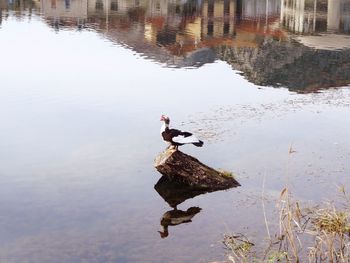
{"left": 1, "top": 0, "right": 350, "bottom": 262}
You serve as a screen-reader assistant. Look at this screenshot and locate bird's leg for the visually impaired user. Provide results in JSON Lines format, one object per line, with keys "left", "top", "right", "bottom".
{"left": 167, "top": 144, "right": 176, "bottom": 151}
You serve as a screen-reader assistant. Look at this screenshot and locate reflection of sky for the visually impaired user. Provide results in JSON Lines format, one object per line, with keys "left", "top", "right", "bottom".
{"left": 1, "top": 16, "right": 269, "bottom": 174}
{"left": 1, "top": 14, "right": 350, "bottom": 263}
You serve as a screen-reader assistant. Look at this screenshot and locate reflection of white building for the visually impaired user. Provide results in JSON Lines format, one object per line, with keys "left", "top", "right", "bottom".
{"left": 281, "top": 0, "right": 350, "bottom": 34}
{"left": 87, "top": 0, "right": 144, "bottom": 16}
{"left": 147, "top": 0, "right": 170, "bottom": 17}
{"left": 86, "top": 0, "right": 176, "bottom": 17}
{"left": 202, "top": 0, "right": 236, "bottom": 37}
{"left": 41, "top": 0, "right": 88, "bottom": 20}
{"left": 1, "top": 0, "right": 41, "bottom": 13}
{"left": 281, "top": 0, "right": 350, "bottom": 50}
{"left": 239, "top": 0, "right": 281, "bottom": 18}
{"left": 41, "top": 0, "right": 178, "bottom": 29}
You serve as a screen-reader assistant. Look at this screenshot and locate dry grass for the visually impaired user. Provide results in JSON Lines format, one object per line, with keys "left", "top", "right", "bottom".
{"left": 223, "top": 187, "right": 350, "bottom": 263}
{"left": 223, "top": 234, "right": 255, "bottom": 263}
{"left": 219, "top": 169, "right": 234, "bottom": 178}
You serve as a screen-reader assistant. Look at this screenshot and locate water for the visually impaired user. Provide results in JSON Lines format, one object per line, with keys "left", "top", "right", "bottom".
{"left": 0, "top": 0, "right": 350, "bottom": 262}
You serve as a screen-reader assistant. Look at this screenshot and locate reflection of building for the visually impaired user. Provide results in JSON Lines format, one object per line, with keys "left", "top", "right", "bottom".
{"left": 213, "top": 1, "right": 350, "bottom": 92}
{"left": 281, "top": 0, "right": 350, "bottom": 50}
{"left": 41, "top": 0, "right": 88, "bottom": 28}
{"left": 86, "top": 0, "right": 173, "bottom": 18}
{"left": 237, "top": 0, "right": 280, "bottom": 18}
{"left": 215, "top": 0, "right": 350, "bottom": 92}
{"left": 0, "top": 0, "right": 40, "bottom": 15}
{"left": 145, "top": 0, "right": 284, "bottom": 55}
{"left": 3, "top": 0, "right": 350, "bottom": 91}
{"left": 0, "top": 0, "right": 5, "bottom": 10}
{"left": 35, "top": 0, "right": 287, "bottom": 67}
{"left": 4, "top": 0, "right": 284, "bottom": 55}
{"left": 201, "top": 0, "right": 235, "bottom": 37}
{"left": 281, "top": 0, "right": 350, "bottom": 34}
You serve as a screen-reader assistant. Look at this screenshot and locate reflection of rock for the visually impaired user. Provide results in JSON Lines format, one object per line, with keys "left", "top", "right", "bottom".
{"left": 179, "top": 48, "right": 217, "bottom": 67}
{"left": 154, "top": 149, "right": 240, "bottom": 190}
{"left": 158, "top": 207, "right": 201, "bottom": 238}
{"left": 155, "top": 175, "right": 217, "bottom": 207}
{"left": 154, "top": 150, "right": 239, "bottom": 238}
{"left": 154, "top": 173, "right": 234, "bottom": 238}
{"left": 154, "top": 177, "right": 205, "bottom": 238}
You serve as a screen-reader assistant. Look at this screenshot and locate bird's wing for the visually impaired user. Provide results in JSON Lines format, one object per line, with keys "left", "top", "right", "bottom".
{"left": 168, "top": 129, "right": 183, "bottom": 137}
{"left": 172, "top": 130, "right": 200, "bottom": 144}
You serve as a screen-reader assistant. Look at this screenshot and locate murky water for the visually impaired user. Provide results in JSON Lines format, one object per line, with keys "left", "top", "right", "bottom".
{"left": 1, "top": 0, "right": 350, "bottom": 262}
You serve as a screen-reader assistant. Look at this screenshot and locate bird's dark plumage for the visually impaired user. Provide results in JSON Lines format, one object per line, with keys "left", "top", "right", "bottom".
{"left": 160, "top": 115, "right": 204, "bottom": 149}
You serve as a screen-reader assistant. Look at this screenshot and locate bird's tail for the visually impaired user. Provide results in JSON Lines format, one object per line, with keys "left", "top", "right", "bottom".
{"left": 192, "top": 140, "right": 204, "bottom": 147}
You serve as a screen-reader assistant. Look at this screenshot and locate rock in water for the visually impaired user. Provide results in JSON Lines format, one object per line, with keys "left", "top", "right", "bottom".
{"left": 154, "top": 149, "right": 240, "bottom": 190}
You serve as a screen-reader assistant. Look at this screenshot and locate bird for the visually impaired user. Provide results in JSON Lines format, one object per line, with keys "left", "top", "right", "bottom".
{"left": 160, "top": 115, "right": 203, "bottom": 150}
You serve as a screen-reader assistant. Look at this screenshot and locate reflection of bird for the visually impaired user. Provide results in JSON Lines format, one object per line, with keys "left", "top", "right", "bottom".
{"left": 160, "top": 115, "right": 203, "bottom": 150}
{"left": 158, "top": 207, "right": 202, "bottom": 238}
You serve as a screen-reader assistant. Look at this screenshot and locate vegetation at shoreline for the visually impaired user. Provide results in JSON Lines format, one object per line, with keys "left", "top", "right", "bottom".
{"left": 218, "top": 169, "right": 234, "bottom": 178}
{"left": 223, "top": 187, "right": 350, "bottom": 263}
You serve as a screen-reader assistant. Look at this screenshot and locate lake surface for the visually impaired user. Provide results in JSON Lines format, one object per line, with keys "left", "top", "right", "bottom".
{"left": 1, "top": 0, "right": 350, "bottom": 262}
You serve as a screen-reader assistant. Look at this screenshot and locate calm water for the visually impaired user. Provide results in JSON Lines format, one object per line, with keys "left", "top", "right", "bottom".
{"left": 1, "top": 0, "right": 350, "bottom": 262}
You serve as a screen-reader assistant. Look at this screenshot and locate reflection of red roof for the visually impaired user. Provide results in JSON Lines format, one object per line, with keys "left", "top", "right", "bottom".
{"left": 164, "top": 17, "right": 287, "bottom": 56}
{"left": 165, "top": 37, "right": 258, "bottom": 56}
{"left": 146, "top": 17, "right": 165, "bottom": 29}
{"left": 236, "top": 17, "right": 286, "bottom": 39}
{"left": 202, "top": 38, "right": 257, "bottom": 48}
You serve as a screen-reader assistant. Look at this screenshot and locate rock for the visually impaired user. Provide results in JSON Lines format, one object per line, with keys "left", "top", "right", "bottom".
{"left": 154, "top": 149, "right": 240, "bottom": 190}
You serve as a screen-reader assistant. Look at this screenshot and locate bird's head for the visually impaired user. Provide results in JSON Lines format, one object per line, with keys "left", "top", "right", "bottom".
{"left": 160, "top": 115, "right": 170, "bottom": 124}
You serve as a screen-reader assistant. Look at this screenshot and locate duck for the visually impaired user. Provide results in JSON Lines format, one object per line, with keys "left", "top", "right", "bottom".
{"left": 160, "top": 115, "right": 203, "bottom": 150}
